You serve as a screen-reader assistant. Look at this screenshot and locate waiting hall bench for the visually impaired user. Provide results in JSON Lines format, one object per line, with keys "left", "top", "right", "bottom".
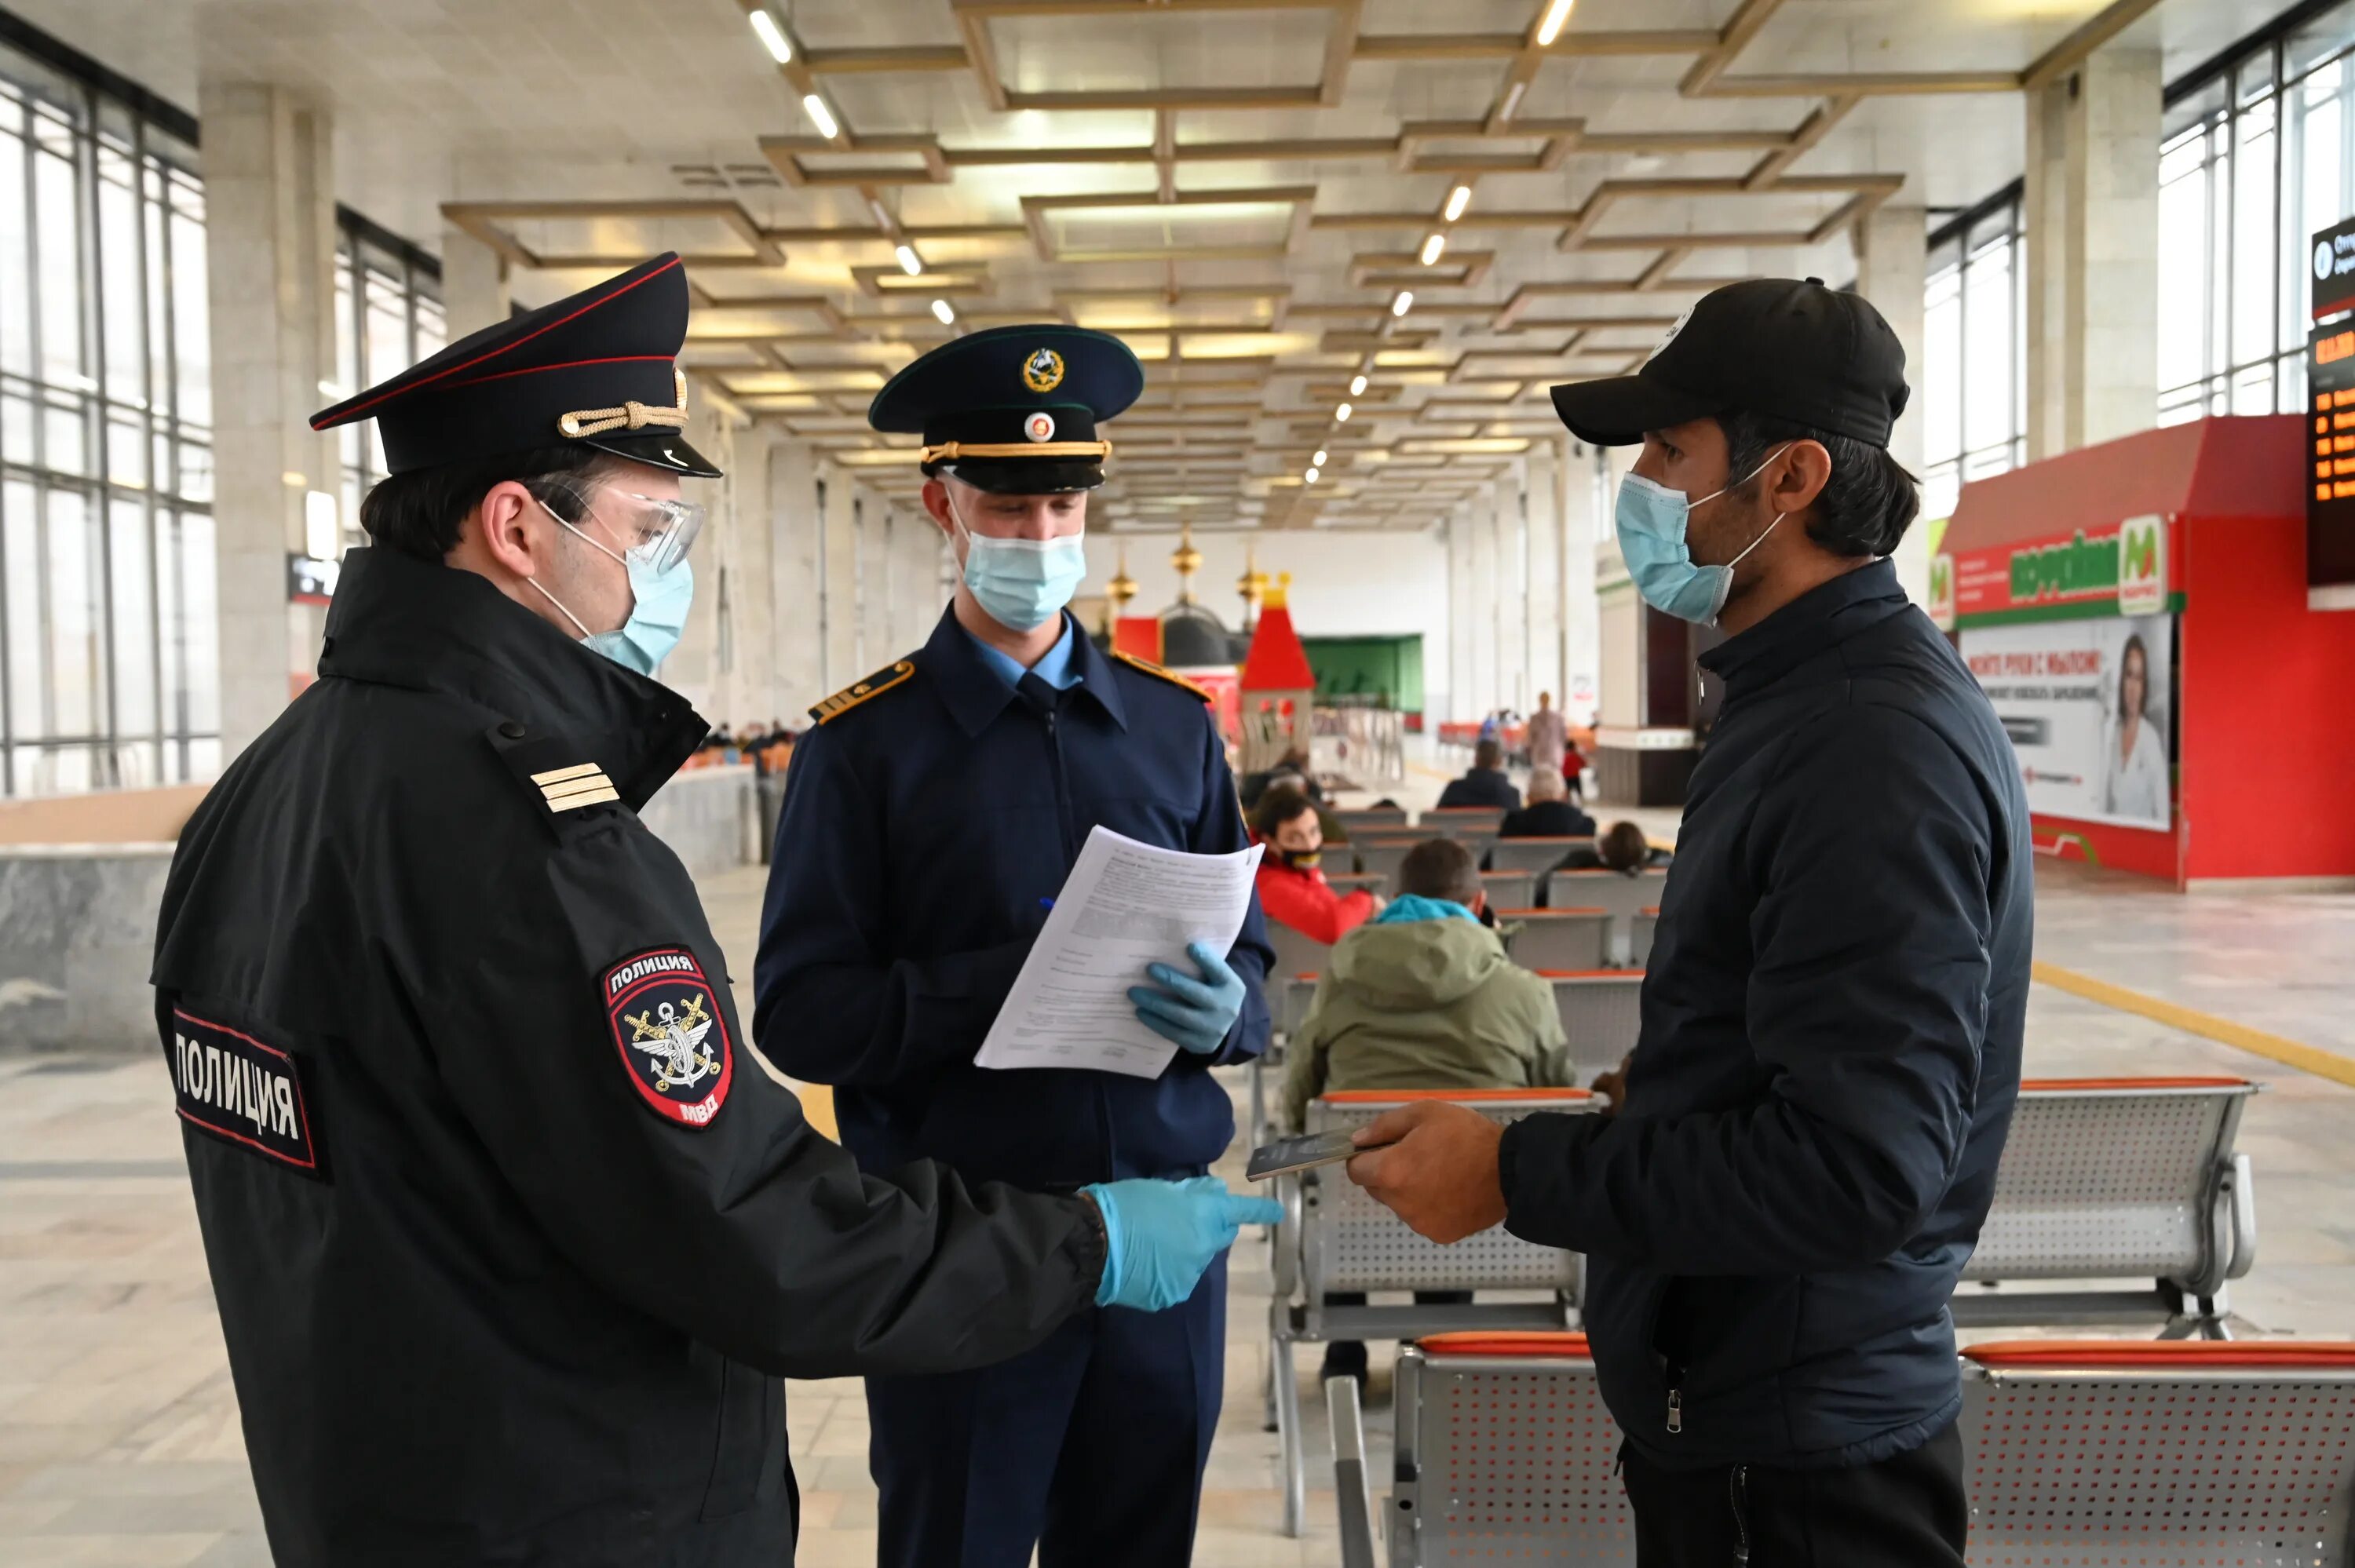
{"left": 1266, "top": 1088, "right": 1595, "bottom": 1538}
{"left": 1346, "top": 1333, "right": 2355, "bottom": 1568}
{"left": 1956, "top": 1075, "right": 2258, "bottom": 1340}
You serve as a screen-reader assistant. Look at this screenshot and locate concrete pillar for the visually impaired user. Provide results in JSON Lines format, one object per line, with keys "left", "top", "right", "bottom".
{"left": 896, "top": 501, "right": 947, "bottom": 650}
{"left": 2025, "top": 46, "right": 2161, "bottom": 461}
{"left": 1855, "top": 203, "right": 1933, "bottom": 605}
{"left": 1445, "top": 507, "right": 1473, "bottom": 722}
{"left": 199, "top": 81, "right": 339, "bottom": 762}
{"left": 1497, "top": 479, "right": 1530, "bottom": 716}
{"left": 440, "top": 224, "right": 510, "bottom": 339}
{"left": 725, "top": 425, "right": 783, "bottom": 731}
{"left": 1524, "top": 446, "right": 1564, "bottom": 717}
{"left": 820, "top": 463, "right": 858, "bottom": 691}
{"left": 1468, "top": 487, "right": 1500, "bottom": 720}
{"left": 856, "top": 487, "right": 893, "bottom": 669}
{"left": 1561, "top": 439, "right": 1602, "bottom": 727}
{"left": 769, "top": 438, "right": 825, "bottom": 714}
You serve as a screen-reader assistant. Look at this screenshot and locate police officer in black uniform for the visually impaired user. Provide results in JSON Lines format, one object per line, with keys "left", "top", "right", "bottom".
{"left": 151, "top": 256, "right": 1276, "bottom": 1568}
{"left": 755, "top": 325, "right": 1276, "bottom": 1568}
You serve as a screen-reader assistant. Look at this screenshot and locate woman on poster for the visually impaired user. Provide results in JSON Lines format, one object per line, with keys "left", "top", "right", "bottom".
{"left": 2100, "top": 632, "right": 2169, "bottom": 823}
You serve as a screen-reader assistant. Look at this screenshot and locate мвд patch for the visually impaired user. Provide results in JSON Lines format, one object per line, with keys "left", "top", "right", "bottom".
{"left": 603, "top": 947, "right": 733, "bottom": 1128}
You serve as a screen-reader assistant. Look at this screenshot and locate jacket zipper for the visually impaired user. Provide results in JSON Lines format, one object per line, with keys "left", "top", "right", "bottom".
{"left": 1666, "top": 1387, "right": 1682, "bottom": 1434}
{"left": 1729, "top": 1464, "right": 1751, "bottom": 1566}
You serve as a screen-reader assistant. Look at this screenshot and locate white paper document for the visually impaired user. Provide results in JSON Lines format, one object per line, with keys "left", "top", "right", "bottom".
{"left": 976, "top": 825, "right": 1264, "bottom": 1078}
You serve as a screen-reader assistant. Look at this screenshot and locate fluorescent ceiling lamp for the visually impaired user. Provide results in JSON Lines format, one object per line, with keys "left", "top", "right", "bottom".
{"left": 1349, "top": 374, "right": 1367, "bottom": 396}
{"left": 930, "top": 297, "right": 956, "bottom": 326}
{"left": 1335, "top": 402, "right": 1353, "bottom": 422}
{"left": 1304, "top": 465, "right": 1320, "bottom": 483}
{"left": 1444, "top": 184, "right": 1472, "bottom": 222}
{"left": 895, "top": 244, "right": 923, "bottom": 276}
{"left": 1499, "top": 81, "right": 1526, "bottom": 121}
{"left": 1536, "top": 0, "right": 1575, "bottom": 47}
{"left": 1391, "top": 290, "right": 1413, "bottom": 318}
{"left": 1419, "top": 232, "right": 1446, "bottom": 266}
{"left": 748, "top": 6, "right": 794, "bottom": 64}
{"left": 1313, "top": 449, "right": 1327, "bottom": 466}
{"left": 803, "top": 93, "right": 838, "bottom": 139}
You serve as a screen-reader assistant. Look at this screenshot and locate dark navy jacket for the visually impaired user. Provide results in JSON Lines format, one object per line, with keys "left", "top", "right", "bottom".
{"left": 755, "top": 607, "right": 1274, "bottom": 1191}
{"left": 1499, "top": 560, "right": 2031, "bottom": 1472}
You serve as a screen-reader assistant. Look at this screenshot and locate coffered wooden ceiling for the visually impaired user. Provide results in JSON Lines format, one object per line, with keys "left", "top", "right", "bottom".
{"left": 436, "top": 0, "right": 2161, "bottom": 530}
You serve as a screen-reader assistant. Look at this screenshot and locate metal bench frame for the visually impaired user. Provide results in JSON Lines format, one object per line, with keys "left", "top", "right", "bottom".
{"left": 1265, "top": 1092, "right": 1593, "bottom": 1538}
{"left": 1365, "top": 1337, "right": 2355, "bottom": 1568}
{"left": 1957, "top": 1078, "right": 2259, "bottom": 1339}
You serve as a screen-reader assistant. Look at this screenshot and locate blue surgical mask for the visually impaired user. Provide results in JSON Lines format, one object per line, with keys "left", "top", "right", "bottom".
{"left": 530, "top": 501, "right": 696, "bottom": 676}
{"left": 1613, "top": 444, "right": 1791, "bottom": 624}
{"left": 951, "top": 494, "right": 1086, "bottom": 632}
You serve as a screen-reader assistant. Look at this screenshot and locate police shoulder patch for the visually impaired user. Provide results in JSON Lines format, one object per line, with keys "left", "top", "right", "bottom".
{"left": 603, "top": 948, "right": 733, "bottom": 1129}
{"left": 809, "top": 658, "right": 916, "bottom": 724}
{"left": 162, "top": 1008, "right": 329, "bottom": 1180}
{"left": 1110, "top": 649, "right": 1210, "bottom": 702}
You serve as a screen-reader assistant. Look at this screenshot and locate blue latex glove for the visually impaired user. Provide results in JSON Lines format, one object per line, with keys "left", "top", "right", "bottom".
{"left": 1127, "top": 941, "right": 1247, "bottom": 1056}
{"left": 1083, "top": 1175, "right": 1283, "bottom": 1311}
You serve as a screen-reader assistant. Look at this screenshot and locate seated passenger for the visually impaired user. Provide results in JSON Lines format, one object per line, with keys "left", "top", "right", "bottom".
{"left": 1557, "top": 819, "right": 1674, "bottom": 875}
{"left": 1252, "top": 784, "right": 1379, "bottom": 945}
{"left": 1436, "top": 738, "right": 1521, "bottom": 811}
{"left": 1497, "top": 768, "right": 1597, "bottom": 840}
{"left": 1283, "top": 837, "right": 1568, "bottom": 1129}
{"left": 1283, "top": 836, "right": 1569, "bottom": 1382}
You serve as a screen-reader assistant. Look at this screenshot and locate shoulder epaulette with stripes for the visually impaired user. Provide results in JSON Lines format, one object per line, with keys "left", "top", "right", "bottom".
{"left": 1110, "top": 650, "right": 1210, "bottom": 702}
{"left": 809, "top": 659, "right": 917, "bottom": 724}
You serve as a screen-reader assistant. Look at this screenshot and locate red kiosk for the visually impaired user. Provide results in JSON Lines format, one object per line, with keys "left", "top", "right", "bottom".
{"left": 1939, "top": 414, "right": 2355, "bottom": 888}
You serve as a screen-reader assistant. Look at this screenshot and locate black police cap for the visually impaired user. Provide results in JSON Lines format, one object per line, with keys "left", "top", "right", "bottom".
{"left": 868, "top": 324, "right": 1144, "bottom": 494}
{"left": 1548, "top": 277, "right": 1910, "bottom": 450}
{"left": 309, "top": 252, "right": 721, "bottom": 480}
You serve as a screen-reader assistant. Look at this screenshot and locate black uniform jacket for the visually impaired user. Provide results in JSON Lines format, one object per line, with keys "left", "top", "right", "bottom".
{"left": 1499, "top": 560, "right": 2032, "bottom": 1472}
{"left": 152, "top": 549, "right": 1104, "bottom": 1568}
{"left": 756, "top": 607, "right": 1274, "bottom": 1191}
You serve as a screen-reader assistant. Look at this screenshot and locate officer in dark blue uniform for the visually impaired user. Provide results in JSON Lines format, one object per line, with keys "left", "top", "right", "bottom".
{"left": 756, "top": 324, "right": 1274, "bottom": 1568}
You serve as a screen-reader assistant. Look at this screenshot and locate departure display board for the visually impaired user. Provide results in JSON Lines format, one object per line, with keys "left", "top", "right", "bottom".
{"left": 2311, "top": 217, "right": 2355, "bottom": 607}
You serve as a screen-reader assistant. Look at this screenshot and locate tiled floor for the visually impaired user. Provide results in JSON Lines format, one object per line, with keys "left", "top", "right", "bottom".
{"left": 6, "top": 837, "right": 2353, "bottom": 1565}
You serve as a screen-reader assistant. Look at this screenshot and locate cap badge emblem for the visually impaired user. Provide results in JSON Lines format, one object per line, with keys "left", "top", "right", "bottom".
{"left": 1024, "top": 411, "right": 1057, "bottom": 443}
{"left": 1023, "top": 347, "right": 1066, "bottom": 393}
{"left": 1646, "top": 305, "right": 1695, "bottom": 365}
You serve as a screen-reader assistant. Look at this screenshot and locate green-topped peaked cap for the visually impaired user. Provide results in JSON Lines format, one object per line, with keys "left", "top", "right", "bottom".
{"left": 869, "top": 323, "right": 1144, "bottom": 494}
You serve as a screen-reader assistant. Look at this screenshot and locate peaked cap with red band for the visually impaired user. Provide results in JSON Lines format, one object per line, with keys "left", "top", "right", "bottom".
{"left": 309, "top": 252, "right": 721, "bottom": 480}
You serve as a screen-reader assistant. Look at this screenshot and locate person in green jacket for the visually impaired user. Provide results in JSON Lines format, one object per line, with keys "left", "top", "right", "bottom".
{"left": 1284, "top": 834, "right": 1572, "bottom": 1380}
{"left": 1283, "top": 835, "right": 1570, "bottom": 1129}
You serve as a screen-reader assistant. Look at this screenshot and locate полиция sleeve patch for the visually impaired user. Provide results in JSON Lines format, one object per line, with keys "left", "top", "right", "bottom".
{"left": 603, "top": 948, "right": 733, "bottom": 1128}
{"left": 164, "top": 1009, "right": 329, "bottom": 1180}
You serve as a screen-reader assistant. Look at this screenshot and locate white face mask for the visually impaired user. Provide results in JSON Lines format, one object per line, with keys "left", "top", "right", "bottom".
{"left": 949, "top": 491, "right": 1087, "bottom": 632}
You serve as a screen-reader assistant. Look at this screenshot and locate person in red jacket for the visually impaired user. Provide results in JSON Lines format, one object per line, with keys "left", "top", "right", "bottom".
{"left": 1251, "top": 784, "right": 1382, "bottom": 944}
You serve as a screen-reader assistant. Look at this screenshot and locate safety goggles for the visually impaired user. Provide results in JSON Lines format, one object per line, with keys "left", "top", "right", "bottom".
{"left": 535, "top": 483, "right": 706, "bottom": 576}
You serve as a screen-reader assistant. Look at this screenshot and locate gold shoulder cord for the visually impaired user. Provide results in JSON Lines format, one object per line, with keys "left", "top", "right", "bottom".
{"left": 809, "top": 660, "right": 918, "bottom": 724}
{"left": 1111, "top": 650, "right": 1210, "bottom": 702}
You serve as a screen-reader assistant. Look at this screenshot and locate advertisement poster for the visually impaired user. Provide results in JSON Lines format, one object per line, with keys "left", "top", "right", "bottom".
{"left": 1961, "top": 615, "right": 2174, "bottom": 830}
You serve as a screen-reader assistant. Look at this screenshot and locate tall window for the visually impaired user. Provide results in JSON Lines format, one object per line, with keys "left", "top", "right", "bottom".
{"left": 2157, "top": 2, "right": 2355, "bottom": 422}
{"left": 0, "top": 35, "right": 214, "bottom": 795}
{"left": 333, "top": 213, "right": 443, "bottom": 540}
{"left": 1920, "top": 188, "right": 2027, "bottom": 522}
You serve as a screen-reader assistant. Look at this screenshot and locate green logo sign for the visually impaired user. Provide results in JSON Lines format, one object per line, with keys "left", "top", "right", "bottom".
{"left": 2009, "top": 531, "right": 2119, "bottom": 602}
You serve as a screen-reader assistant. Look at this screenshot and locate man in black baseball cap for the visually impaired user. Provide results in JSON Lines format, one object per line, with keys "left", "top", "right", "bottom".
{"left": 1340, "top": 277, "right": 2034, "bottom": 1566}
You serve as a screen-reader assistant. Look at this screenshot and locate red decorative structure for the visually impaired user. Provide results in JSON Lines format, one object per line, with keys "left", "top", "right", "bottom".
{"left": 1943, "top": 415, "right": 2355, "bottom": 886}
{"left": 1239, "top": 574, "right": 1315, "bottom": 772}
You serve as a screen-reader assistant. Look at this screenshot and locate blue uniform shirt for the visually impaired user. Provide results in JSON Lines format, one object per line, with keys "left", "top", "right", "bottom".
{"left": 755, "top": 607, "right": 1274, "bottom": 1190}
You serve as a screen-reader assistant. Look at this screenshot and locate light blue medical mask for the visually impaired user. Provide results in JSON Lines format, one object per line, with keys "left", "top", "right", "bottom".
{"left": 530, "top": 500, "right": 696, "bottom": 676}
{"left": 1614, "top": 443, "right": 1792, "bottom": 624}
{"left": 951, "top": 493, "right": 1087, "bottom": 632}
